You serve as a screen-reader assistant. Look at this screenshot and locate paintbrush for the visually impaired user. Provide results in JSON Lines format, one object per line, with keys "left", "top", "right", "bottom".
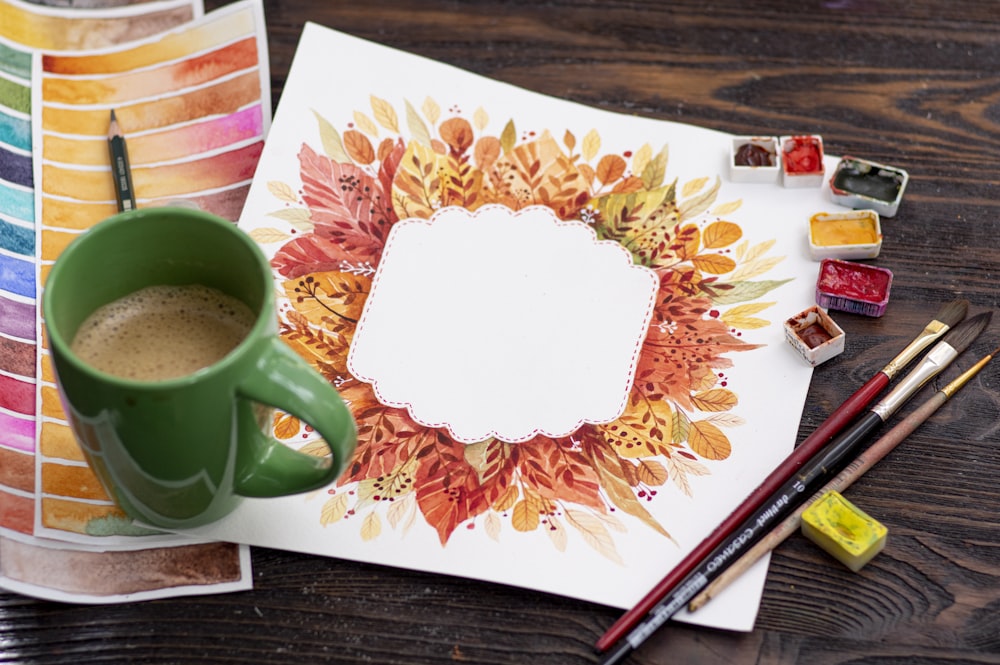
{"left": 598, "top": 311, "right": 991, "bottom": 665}
{"left": 688, "top": 342, "right": 1000, "bottom": 612}
{"left": 595, "top": 298, "right": 968, "bottom": 652}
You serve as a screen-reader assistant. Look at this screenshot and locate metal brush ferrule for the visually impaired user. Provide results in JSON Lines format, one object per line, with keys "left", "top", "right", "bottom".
{"left": 880, "top": 321, "right": 948, "bottom": 379}
{"left": 874, "top": 342, "right": 957, "bottom": 419}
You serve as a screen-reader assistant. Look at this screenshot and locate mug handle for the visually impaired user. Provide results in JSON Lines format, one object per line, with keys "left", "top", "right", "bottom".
{"left": 232, "top": 336, "right": 357, "bottom": 498}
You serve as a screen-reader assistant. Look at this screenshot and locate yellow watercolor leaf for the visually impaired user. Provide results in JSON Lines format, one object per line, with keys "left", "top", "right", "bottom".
{"left": 421, "top": 96, "right": 441, "bottom": 126}
{"left": 546, "top": 515, "right": 568, "bottom": 552}
{"left": 311, "top": 109, "right": 349, "bottom": 163}
{"left": 665, "top": 453, "right": 710, "bottom": 497}
{"left": 691, "top": 253, "right": 737, "bottom": 274}
{"left": 370, "top": 95, "right": 399, "bottom": 133}
{"left": 736, "top": 238, "right": 777, "bottom": 263}
{"left": 565, "top": 510, "right": 623, "bottom": 565}
{"left": 272, "top": 411, "right": 300, "bottom": 440}
{"left": 485, "top": 511, "right": 502, "bottom": 541}
{"left": 691, "top": 388, "right": 738, "bottom": 413}
{"left": 722, "top": 314, "right": 771, "bottom": 330}
{"left": 641, "top": 145, "right": 669, "bottom": 190}
{"left": 688, "top": 420, "right": 732, "bottom": 460}
{"left": 706, "top": 413, "right": 747, "bottom": 428}
{"left": 386, "top": 491, "right": 417, "bottom": 531}
{"left": 352, "top": 110, "right": 378, "bottom": 138}
{"left": 730, "top": 254, "right": 785, "bottom": 281}
{"left": 711, "top": 199, "right": 743, "bottom": 216}
{"left": 267, "top": 180, "right": 298, "bottom": 203}
{"left": 360, "top": 511, "right": 382, "bottom": 541}
{"left": 499, "top": 119, "right": 516, "bottom": 154}
{"left": 702, "top": 221, "right": 743, "bottom": 249}
{"left": 406, "top": 99, "right": 432, "bottom": 146}
{"left": 679, "top": 176, "right": 721, "bottom": 220}
{"left": 493, "top": 485, "right": 519, "bottom": 513}
{"left": 249, "top": 227, "right": 292, "bottom": 245}
{"left": 266, "top": 207, "right": 313, "bottom": 231}
{"left": 298, "top": 439, "right": 330, "bottom": 457}
{"left": 582, "top": 128, "right": 601, "bottom": 162}
{"left": 320, "top": 493, "right": 348, "bottom": 526}
{"left": 591, "top": 442, "right": 673, "bottom": 540}
{"left": 512, "top": 499, "right": 540, "bottom": 532}
{"left": 631, "top": 143, "right": 652, "bottom": 180}
{"left": 682, "top": 176, "right": 709, "bottom": 198}
{"left": 473, "top": 106, "right": 489, "bottom": 132}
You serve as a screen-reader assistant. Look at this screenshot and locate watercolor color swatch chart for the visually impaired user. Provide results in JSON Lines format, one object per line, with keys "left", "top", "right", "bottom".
{"left": 199, "top": 21, "right": 846, "bottom": 631}
{"left": 0, "top": 0, "right": 272, "bottom": 601}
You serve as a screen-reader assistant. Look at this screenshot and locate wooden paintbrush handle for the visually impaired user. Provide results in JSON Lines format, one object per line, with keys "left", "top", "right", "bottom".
{"left": 595, "top": 371, "right": 889, "bottom": 650}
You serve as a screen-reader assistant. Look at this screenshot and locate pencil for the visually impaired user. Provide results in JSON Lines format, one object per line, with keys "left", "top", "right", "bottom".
{"left": 687, "top": 342, "right": 1000, "bottom": 612}
{"left": 594, "top": 298, "right": 968, "bottom": 652}
{"left": 597, "top": 312, "right": 991, "bottom": 665}
{"left": 108, "top": 109, "right": 136, "bottom": 212}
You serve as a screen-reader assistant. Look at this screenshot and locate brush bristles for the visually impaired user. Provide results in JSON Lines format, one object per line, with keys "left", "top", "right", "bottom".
{"left": 936, "top": 299, "right": 970, "bottom": 328}
{"left": 942, "top": 311, "right": 992, "bottom": 354}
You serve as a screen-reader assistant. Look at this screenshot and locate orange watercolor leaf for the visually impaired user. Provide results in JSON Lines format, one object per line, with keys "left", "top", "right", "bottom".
{"left": 702, "top": 220, "right": 743, "bottom": 249}
{"left": 596, "top": 153, "right": 627, "bottom": 185}
{"left": 343, "top": 129, "right": 375, "bottom": 164}
{"left": 688, "top": 420, "right": 732, "bottom": 461}
{"left": 691, "top": 388, "right": 738, "bottom": 413}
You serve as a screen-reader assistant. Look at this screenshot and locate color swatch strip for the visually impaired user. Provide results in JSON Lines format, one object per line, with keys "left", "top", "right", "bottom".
{"left": 33, "top": 0, "right": 270, "bottom": 543}
{"left": 0, "top": 0, "right": 199, "bottom": 51}
{"left": 0, "top": 38, "right": 36, "bottom": 537}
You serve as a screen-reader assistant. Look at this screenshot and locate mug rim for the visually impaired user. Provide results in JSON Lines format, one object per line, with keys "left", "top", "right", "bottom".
{"left": 43, "top": 206, "right": 275, "bottom": 389}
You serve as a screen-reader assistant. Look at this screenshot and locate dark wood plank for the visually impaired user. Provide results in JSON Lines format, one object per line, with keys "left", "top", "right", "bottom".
{"left": 5, "top": 1, "right": 1000, "bottom": 662}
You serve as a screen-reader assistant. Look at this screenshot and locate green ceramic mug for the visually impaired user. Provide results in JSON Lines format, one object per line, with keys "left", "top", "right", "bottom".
{"left": 43, "top": 207, "right": 357, "bottom": 529}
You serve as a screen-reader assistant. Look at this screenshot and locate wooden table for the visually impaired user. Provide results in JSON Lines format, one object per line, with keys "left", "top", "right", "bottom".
{"left": 5, "top": 1, "right": 1000, "bottom": 662}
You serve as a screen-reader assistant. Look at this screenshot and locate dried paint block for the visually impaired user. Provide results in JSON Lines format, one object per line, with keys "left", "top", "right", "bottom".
{"left": 783, "top": 305, "right": 845, "bottom": 366}
{"left": 730, "top": 136, "right": 780, "bottom": 183}
{"left": 808, "top": 210, "right": 882, "bottom": 261}
{"left": 815, "top": 258, "right": 893, "bottom": 318}
{"left": 829, "top": 156, "right": 909, "bottom": 218}
{"left": 801, "top": 491, "right": 887, "bottom": 572}
{"left": 780, "top": 135, "right": 825, "bottom": 188}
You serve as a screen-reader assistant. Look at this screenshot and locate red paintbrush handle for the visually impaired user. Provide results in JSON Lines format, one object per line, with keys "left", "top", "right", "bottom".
{"left": 595, "top": 371, "right": 890, "bottom": 651}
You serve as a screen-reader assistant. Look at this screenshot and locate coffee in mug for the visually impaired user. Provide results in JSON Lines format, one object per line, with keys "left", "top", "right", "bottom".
{"left": 71, "top": 284, "right": 255, "bottom": 382}
{"left": 44, "top": 206, "right": 357, "bottom": 529}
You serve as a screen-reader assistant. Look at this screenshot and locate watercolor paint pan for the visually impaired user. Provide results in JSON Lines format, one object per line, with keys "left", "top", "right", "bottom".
{"left": 780, "top": 134, "right": 825, "bottom": 188}
{"left": 729, "top": 136, "right": 780, "bottom": 183}
{"left": 783, "top": 304, "right": 846, "bottom": 366}
{"left": 815, "top": 258, "right": 893, "bottom": 318}
{"left": 829, "top": 156, "right": 909, "bottom": 218}
{"left": 808, "top": 210, "right": 882, "bottom": 261}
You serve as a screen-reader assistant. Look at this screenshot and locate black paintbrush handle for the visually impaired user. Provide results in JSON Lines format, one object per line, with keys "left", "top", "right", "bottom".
{"left": 603, "top": 411, "right": 887, "bottom": 665}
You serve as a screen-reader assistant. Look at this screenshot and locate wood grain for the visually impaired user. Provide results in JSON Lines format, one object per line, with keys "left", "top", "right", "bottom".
{"left": 5, "top": 1, "right": 1000, "bottom": 662}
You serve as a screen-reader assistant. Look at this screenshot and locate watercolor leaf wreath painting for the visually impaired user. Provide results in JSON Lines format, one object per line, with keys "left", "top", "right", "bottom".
{"left": 250, "top": 95, "right": 790, "bottom": 563}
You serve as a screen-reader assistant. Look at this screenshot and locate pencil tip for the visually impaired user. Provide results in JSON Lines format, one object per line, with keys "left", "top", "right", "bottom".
{"left": 937, "top": 299, "right": 970, "bottom": 327}
{"left": 110, "top": 108, "right": 117, "bottom": 122}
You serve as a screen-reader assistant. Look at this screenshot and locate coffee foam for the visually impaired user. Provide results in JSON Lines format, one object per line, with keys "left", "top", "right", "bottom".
{"left": 71, "top": 284, "right": 256, "bottom": 381}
